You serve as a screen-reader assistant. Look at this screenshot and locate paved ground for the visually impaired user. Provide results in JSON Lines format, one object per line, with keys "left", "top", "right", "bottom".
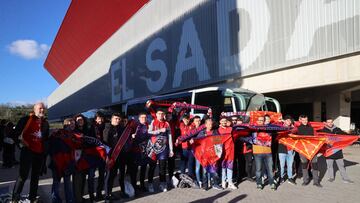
{"left": 1, "top": 145, "right": 360, "bottom": 203}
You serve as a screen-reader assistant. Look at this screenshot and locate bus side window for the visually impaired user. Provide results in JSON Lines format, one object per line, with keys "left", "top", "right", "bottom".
{"left": 194, "top": 91, "right": 233, "bottom": 119}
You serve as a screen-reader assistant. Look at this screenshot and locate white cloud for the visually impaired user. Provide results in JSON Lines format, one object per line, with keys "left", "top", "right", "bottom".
{"left": 7, "top": 39, "right": 50, "bottom": 59}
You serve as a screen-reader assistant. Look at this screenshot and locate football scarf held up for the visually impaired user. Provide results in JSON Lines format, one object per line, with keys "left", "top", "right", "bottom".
{"left": 106, "top": 120, "right": 138, "bottom": 170}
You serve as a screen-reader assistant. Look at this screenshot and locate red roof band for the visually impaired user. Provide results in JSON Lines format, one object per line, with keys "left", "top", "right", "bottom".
{"left": 44, "top": 0, "right": 149, "bottom": 84}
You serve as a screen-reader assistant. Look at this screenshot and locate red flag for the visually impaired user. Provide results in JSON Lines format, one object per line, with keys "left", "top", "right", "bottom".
{"left": 249, "top": 111, "right": 282, "bottom": 124}
{"left": 279, "top": 134, "right": 326, "bottom": 160}
{"left": 192, "top": 134, "right": 234, "bottom": 172}
{"left": 317, "top": 133, "right": 359, "bottom": 157}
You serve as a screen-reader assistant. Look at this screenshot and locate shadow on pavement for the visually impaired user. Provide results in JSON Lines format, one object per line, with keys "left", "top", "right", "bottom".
{"left": 189, "top": 190, "right": 230, "bottom": 203}
{"left": 228, "top": 194, "right": 247, "bottom": 203}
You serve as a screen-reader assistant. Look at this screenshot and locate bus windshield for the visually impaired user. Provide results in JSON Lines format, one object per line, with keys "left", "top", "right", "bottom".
{"left": 233, "top": 92, "right": 266, "bottom": 112}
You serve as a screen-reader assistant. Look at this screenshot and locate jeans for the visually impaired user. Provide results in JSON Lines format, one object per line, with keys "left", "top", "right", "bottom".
{"left": 51, "top": 170, "right": 74, "bottom": 203}
{"left": 221, "top": 168, "right": 234, "bottom": 183}
{"left": 254, "top": 153, "right": 274, "bottom": 185}
{"left": 180, "top": 149, "right": 195, "bottom": 177}
{"left": 278, "top": 150, "right": 295, "bottom": 179}
{"left": 203, "top": 171, "right": 219, "bottom": 187}
{"left": 195, "top": 160, "right": 202, "bottom": 184}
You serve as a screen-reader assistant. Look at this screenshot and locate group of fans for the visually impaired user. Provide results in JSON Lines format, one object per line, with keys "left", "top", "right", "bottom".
{"left": 0, "top": 101, "right": 356, "bottom": 203}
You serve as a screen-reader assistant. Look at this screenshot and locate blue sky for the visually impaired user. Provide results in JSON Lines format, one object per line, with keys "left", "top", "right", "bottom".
{"left": 0, "top": 0, "right": 71, "bottom": 105}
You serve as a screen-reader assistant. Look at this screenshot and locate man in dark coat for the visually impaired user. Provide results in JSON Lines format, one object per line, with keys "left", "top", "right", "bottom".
{"left": 319, "top": 118, "right": 353, "bottom": 183}
{"left": 293, "top": 115, "right": 322, "bottom": 188}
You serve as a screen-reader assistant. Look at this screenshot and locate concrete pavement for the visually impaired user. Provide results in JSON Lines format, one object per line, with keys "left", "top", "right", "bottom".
{"left": 1, "top": 146, "right": 360, "bottom": 203}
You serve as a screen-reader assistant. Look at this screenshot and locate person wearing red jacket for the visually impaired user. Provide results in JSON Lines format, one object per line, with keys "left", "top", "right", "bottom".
{"left": 218, "top": 116, "right": 237, "bottom": 189}
{"left": 147, "top": 109, "right": 174, "bottom": 192}
{"left": 178, "top": 114, "right": 195, "bottom": 178}
{"left": 12, "top": 102, "right": 49, "bottom": 202}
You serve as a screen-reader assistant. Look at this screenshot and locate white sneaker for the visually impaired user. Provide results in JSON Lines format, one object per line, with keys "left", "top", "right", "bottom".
{"left": 159, "top": 182, "right": 167, "bottom": 192}
{"left": 148, "top": 183, "right": 154, "bottom": 193}
{"left": 222, "top": 181, "right": 227, "bottom": 189}
{"left": 228, "top": 182, "right": 237, "bottom": 190}
{"left": 199, "top": 182, "right": 202, "bottom": 188}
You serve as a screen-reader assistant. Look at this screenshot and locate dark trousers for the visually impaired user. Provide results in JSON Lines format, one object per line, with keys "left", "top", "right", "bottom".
{"left": 95, "top": 165, "right": 105, "bottom": 196}
{"left": 133, "top": 164, "right": 147, "bottom": 187}
{"left": 300, "top": 154, "right": 319, "bottom": 184}
{"left": 127, "top": 158, "right": 138, "bottom": 189}
{"left": 180, "top": 149, "right": 195, "bottom": 177}
{"left": 105, "top": 156, "right": 126, "bottom": 196}
{"left": 147, "top": 159, "right": 169, "bottom": 183}
{"left": 244, "top": 152, "right": 253, "bottom": 178}
{"left": 168, "top": 156, "right": 175, "bottom": 180}
{"left": 159, "top": 159, "right": 168, "bottom": 183}
{"left": 2, "top": 143, "right": 15, "bottom": 167}
{"left": 148, "top": 161, "right": 157, "bottom": 183}
{"left": 140, "top": 165, "right": 147, "bottom": 186}
{"left": 72, "top": 171, "right": 85, "bottom": 203}
{"left": 12, "top": 147, "right": 44, "bottom": 201}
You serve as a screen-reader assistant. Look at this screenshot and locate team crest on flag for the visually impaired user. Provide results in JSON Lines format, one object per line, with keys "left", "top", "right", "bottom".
{"left": 214, "top": 144, "right": 223, "bottom": 158}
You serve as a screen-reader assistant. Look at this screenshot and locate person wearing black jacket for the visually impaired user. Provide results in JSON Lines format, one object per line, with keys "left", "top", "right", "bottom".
{"left": 72, "top": 114, "right": 90, "bottom": 203}
{"left": 88, "top": 112, "right": 107, "bottom": 200}
{"left": 103, "top": 113, "right": 128, "bottom": 201}
{"left": 12, "top": 102, "right": 49, "bottom": 202}
{"left": 319, "top": 118, "right": 354, "bottom": 183}
{"left": 294, "top": 115, "right": 322, "bottom": 188}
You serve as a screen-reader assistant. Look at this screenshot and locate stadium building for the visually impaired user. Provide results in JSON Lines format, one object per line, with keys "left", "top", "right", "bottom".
{"left": 45, "top": 0, "right": 360, "bottom": 130}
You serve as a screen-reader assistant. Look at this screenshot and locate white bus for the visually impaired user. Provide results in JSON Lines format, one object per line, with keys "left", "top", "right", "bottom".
{"left": 125, "top": 87, "right": 280, "bottom": 120}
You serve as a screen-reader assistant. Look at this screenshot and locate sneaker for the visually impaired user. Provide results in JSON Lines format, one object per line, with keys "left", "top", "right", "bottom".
{"left": 159, "top": 182, "right": 168, "bottom": 192}
{"left": 261, "top": 176, "right": 267, "bottom": 185}
{"left": 198, "top": 182, "right": 202, "bottom": 188}
{"left": 280, "top": 178, "right": 286, "bottom": 184}
{"left": 203, "top": 184, "right": 209, "bottom": 191}
{"left": 343, "top": 179, "right": 354, "bottom": 184}
{"left": 287, "top": 178, "right": 297, "bottom": 185}
{"left": 148, "top": 183, "right": 154, "bottom": 193}
{"left": 270, "top": 184, "right": 277, "bottom": 191}
{"left": 313, "top": 182, "right": 323, "bottom": 188}
{"left": 328, "top": 178, "right": 335, "bottom": 182}
{"left": 221, "top": 181, "right": 227, "bottom": 189}
{"left": 212, "top": 184, "right": 223, "bottom": 190}
{"left": 257, "top": 184, "right": 263, "bottom": 190}
{"left": 228, "top": 182, "right": 237, "bottom": 190}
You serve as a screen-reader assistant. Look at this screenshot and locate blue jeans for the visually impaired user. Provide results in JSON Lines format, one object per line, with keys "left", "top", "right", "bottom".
{"left": 195, "top": 159, "right": 203, "bottom": 184}
{"left": 278, "top": 150, "right": 295, "bottom": 179}
{"left": 51, "top": 170, "right": 74, "bottom": 203}
{"left": 180, "top": 149, "right": 195, "bottom": 177}
{"left": 254, "top": 153, "right": 274, "bottom": 185}
{"left": 221, "top": 168, "right": 233, "bottom": 183}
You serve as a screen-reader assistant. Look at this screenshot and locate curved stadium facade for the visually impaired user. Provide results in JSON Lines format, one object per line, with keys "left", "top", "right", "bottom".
{"left": 45, "top": 0, "right": 360, "bottom": 131}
